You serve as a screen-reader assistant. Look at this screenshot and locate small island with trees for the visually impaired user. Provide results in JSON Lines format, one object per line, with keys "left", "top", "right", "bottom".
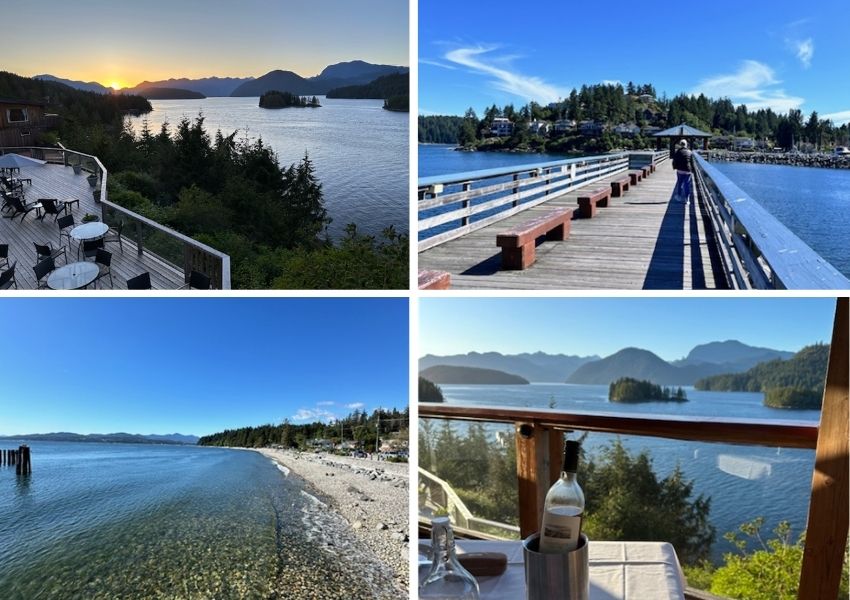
{"left": 326, "top": 72, "right": 409, "bottom": 112}
{"left": 609, "top": 377, "right": 687, "bottom": 403}
{"left": 259, "top": 90, "right": 321, "bottom": 109}
{"left": 419, "top": 377, "right": 445, "bottom": 403}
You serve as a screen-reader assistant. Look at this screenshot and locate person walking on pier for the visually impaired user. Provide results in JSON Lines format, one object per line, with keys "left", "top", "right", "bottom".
{"left": 672, "top": 139, "right": 693, "bottom": 202}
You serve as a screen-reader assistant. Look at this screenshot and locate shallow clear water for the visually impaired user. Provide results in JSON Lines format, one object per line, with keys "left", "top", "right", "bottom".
{"left": 0, "top": 442, "right": 377, "bottom": 599}
{"left": 434, "top": 384, "right": 817, "bottom": 561}
{"left": 129, "top": 97, "right": 408, "bottom": 239}
{"left": 712, "top": 161, "right": 850, "bottom": 277}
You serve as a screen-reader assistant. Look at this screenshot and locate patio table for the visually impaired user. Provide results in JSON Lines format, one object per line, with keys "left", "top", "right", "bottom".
{"left": 70, "top": 221, "right": 108, "bottom": 242}
{"left": 420, "top": 539, "right": 686, "bottom": 600}
{"left": 47, "top": 261, "right": 99, "bottom": 290}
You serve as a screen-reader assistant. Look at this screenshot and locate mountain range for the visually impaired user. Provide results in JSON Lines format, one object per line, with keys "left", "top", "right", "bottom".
{"left": 36, "top": 60, "right": 408, "bottom": 98}
{"left": 421, "top": 341, "right": 796, "bottom": 386}
{"left": 0, "top": 432, "right": 199, "bottom": 445}
{"left": 420, "top": 365, "right": 530, "bottom": 385}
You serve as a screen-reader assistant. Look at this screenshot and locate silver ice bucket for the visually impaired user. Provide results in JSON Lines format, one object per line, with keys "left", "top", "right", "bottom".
{"left": 522, "top": 532, "right": 589, "bottom": 600}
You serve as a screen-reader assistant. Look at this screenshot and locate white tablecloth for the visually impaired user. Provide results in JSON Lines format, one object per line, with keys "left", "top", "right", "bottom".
{"left": 449, "top": 540, "right": 685, "bottom": 600}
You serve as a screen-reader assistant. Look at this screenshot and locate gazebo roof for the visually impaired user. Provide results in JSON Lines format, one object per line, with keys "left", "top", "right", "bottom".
{"left": 652, "top": 123, "right": 713, "bottom": 138}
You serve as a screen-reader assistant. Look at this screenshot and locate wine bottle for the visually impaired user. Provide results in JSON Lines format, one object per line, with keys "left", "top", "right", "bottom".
{"left": 420, "top": 516, "right": 480, "bottom": 599}
{"left": 538, "top": 440, "right": 584, "bottom": 554}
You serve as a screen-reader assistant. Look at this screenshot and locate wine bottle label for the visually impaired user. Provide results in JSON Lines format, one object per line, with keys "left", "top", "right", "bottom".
{"left": 539, "top": 513, "right": 582, "bottom": 552}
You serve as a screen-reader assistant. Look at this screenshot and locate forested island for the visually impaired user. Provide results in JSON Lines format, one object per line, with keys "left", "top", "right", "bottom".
{"left": 259, "top": 90, "right": 320, "bottom": 108}
{"left": 695, "top": 344, "right": 828, "bottom": 408}
{"left": 609, "top": 377, "right": 687, "bottom": 403}
{"left": 419, "top": 81, "right": 850, "bottom": 155}
{"left": 419, "top": 377, "right": 444, "bottom": 402}
{"left": 325, "top": 72, "right": 409, "bottom": 112}
{"left": 0, "top": 70, "right": 407, "bottom": 289}
{"left": 198, "top": 407, "right": 408, "bottom": 450}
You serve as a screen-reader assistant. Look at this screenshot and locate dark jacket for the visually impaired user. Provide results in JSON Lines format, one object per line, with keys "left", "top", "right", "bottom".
{"left": 672, "top": 147, "right": 692, "bottom": 172}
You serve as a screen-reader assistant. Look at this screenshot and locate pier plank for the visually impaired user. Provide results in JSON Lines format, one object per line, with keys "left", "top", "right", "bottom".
{"left": 419, "top": 161, "right": 726, "bottom": 289}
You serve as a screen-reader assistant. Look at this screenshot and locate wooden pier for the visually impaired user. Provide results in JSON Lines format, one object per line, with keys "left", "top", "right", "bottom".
{"left": 419, "top": 158, "right": 725, "bottom": 290}
{"left": 2, "top": 445, "right": 32, "bottom": 475}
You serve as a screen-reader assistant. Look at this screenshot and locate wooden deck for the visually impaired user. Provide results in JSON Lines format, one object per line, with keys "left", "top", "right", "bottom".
{"left": 418, "top": 161, "right": 728, "bottom": 290}
{"left": 1, "top": 163, "right": 185, "bottom": 289}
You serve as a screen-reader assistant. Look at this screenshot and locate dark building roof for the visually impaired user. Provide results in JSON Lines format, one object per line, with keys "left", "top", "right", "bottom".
{"left": 652, "top": 123, "right": 712, "bottom": 138}
{"left": 0, "top": 98, "right": 46, "bottom": 107}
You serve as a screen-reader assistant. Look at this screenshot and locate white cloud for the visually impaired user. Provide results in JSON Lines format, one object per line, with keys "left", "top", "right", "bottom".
{"left": 316, "top": 401, "right": 335, "bottom": 406}
{"left": 420, "top": 58, "right": 457, "bottom": 70}
{"left": 795, "top": 38, "right": 814, "bottom": 68}
{"left": 691, "top": 60, "right": 804, "bottom": 113}
{"left": 443, "top": 45, "right": 568, "bottom": 104}
{"left": 293, "top": 408, "right": 336, "bottom": 422}
{"left": 345, "top": 402, "right": 365, "bottom": 409}
{"left": 822, "top": 110, "right": 850, "bottom": 125}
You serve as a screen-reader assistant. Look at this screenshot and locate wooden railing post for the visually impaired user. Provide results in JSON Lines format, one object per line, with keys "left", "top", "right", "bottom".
{"left": 461, "top": 181, "right": 471, "bottom": 227}
{"left": 798, "top": 298, "right": 848, "bottom": 600}
{"left": 515, "top": 422, "right": 560, "bottom": 538}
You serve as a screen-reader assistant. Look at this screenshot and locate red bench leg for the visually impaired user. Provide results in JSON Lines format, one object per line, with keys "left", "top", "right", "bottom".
{"left": 598, "top": 196, "right": 608, "bottom": 208}
{"left": 611, "top": 182, "right": 623, "bottom": 197}
{"left": 577, "top": 199, "right": 595, "bottom": 219}
{"left": 501, "top": 242, "right": 536, "bottom": 270}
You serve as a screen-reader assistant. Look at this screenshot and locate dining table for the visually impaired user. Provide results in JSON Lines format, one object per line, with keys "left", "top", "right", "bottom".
{"left": 46, "top": 261, "right": 99, "bottom": 290}
{"left": 420, "top": 539, "right": 686, "bottom": 600}
{"left": 70, "top": 221, "right": 109, "bottom": 242}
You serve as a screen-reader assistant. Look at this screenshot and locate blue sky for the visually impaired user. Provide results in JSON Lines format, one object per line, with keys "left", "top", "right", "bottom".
{"left": 5, "top": 0, "right": 407, "bottom": 87}
{"left": 0, "top": 298, "right": 408, "bottom": 437}
{"left": 420, "top": 0, "right": 850, "bottom": 124}
{"left": 420, "top": 298, "right": 836, "bottom": 360}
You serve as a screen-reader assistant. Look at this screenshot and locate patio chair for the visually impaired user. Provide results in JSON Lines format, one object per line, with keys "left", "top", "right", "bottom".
{"left": 126, "top": 272, "right": 152, "bottom": 290}
{"left": 34, "top": 242, "right": 67, "bottom": 266}
{"left": 57, "top": 214, "right": 75, "bottom": 246}
{"left": 0, "top": 262, "right": 16, "bottom": 290}
{"left": 0, "top": 190, "right": 19, "bottom": 213}
{"left": 33, "top": 257, "right": 55, "bottom": 289}
{"left": 103, "top": 220, "right": 124, "bottom": 253}
{"left": 38, "top": 199, "right": 66, "bottom": 222}
{"left": 3, "top": 196, "right": 38, "bottom": 222}
{"left": 179, "top": 270, "right": 211, "bottom": 290}
{"left": 0, "top": 243, "right": 9, "bottom": 269}
{"left": 94, "top": 249, "right": 113, "bottom": 289}
{"left": 0, "top": 176, "right": 22, "bottom": 194}
{"left": 79, "top": 238, "right": 104, "bottom": 261}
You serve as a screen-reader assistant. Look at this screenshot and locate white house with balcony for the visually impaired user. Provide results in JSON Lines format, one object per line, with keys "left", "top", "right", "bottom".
{"left": 490, "top": 118, "right": 514, "bottom": 137}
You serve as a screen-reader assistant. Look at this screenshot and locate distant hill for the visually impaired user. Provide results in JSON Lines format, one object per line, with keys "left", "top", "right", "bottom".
{"left": 675, "top": 340, "right": 794, "bottom": 370}
{"left": 135, "top": 87, "right": 205, "bottom": 100}
{"left": 232, "top": 61, "right": 409, "bottom": 97}
{"left": 419, "top": 351, "right": 598, "bottom": 382}
{"left": 125, "top": 76, "right": 253, "bottom": 97}
{"left": 421, "top": 365, "right": 530, "bottom": 385}
{"left": 695, "top": 344, "right": 829, "bottom": 393}
{"left": 327, "top": 72, "right": 408, "bottom": 99}
{"left": 565, "top": 347, "right": 737, "bottom": 385}
{"left": 0, "top": 432, "right": 198, "bottom": 444}
{"left": 34, "top": 74, "right": 112, "bottom": 94}
{"left": 231, "top": 70, "right": 317, "bottom": 97}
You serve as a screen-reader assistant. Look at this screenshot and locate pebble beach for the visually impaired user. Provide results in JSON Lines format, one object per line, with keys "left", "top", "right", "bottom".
{"left": 257, "top": 448, "right": 409, "bottom": 599}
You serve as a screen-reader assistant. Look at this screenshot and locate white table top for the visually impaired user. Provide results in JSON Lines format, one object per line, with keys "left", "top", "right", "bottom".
{"left": 430, "top": 540, "right": 685, "bottom": 600}
{"left": 70, "top": 222, "right": 108, "bottom": 241}
{"left": 47, "top": 261, "right": 99, "bottom": 290}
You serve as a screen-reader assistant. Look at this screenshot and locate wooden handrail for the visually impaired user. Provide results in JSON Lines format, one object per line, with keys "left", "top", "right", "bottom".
{"left": 418, "top": 404, "right": 819, "bottom": 449}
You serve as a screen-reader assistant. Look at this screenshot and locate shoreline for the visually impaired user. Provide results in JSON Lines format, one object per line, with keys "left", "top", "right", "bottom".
{"left": 257, "top": 448, "right": 409, "bottom": 597}
{"left": 705, "top": 149, "right": 850, "bottom": 170}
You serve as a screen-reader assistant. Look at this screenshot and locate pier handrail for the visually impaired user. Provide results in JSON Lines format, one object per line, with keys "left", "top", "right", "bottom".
{"left": 418, "top": 150, "right": 668, "bottom": 251}
{"left": 0, "top": 145, "right": 231, "bottom": 288}
{"left": 692, "top": 152, "right": 849, "bottom": 289}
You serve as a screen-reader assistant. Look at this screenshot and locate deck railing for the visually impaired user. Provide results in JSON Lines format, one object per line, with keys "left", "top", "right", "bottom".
{"left": 0, "top": 145, "right": 231, "bottom": 288}
{"left": 692, "top": 152, "right": 849, "bottom": 289}
{"left": 418, "top": 150, "right": 668, "bottom": 251}
{"left": 418, "top": 300, "right": 848, "bottom": 600}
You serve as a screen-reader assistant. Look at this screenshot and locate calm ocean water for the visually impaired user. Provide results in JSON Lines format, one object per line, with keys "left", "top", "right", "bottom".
{"left": 418, "top": 144, "right": 850, "bottom": 277}
{"left": 129, "top": 97, "right": 408, "bottom": 239}
{"left": 0, "top": 442, "right": 376, "bottom": 599}
{"left": 428, "top": 384, "right": 818, "bottom": 561}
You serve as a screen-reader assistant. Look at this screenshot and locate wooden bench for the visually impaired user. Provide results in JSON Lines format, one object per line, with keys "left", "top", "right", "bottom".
{"left": 610, "top": 175, "right": 631, "bottom": 197}
{"left": 496, "top": 207, "right": 574, "bottom": 270}
{"left": 577, "top": 186, "right": 611, "bottom": 219}
{"left": 418, "top": 269, "right": 451, "bottom": 290}
{"left": 649, "top": 163, "right": 656, "bottom": 173}
{"left": 628, "top": 170, "right": 643, "bottom": 185}
{"left": 641, "top": 165, "right": 651, "bottom": 178}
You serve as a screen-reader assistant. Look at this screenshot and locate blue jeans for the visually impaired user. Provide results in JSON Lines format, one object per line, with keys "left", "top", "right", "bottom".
{"left": 674, "top": 171, "right": 692, "bottom": 200}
